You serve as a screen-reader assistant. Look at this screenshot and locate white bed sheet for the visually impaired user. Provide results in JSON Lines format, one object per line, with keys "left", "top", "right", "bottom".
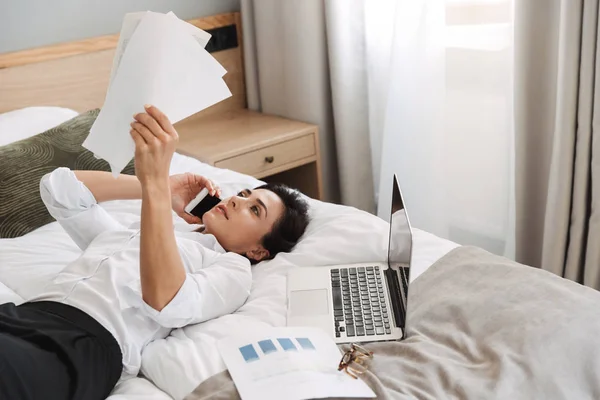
{"left": 0, "top": 152, "right": 458, "bottom": 399}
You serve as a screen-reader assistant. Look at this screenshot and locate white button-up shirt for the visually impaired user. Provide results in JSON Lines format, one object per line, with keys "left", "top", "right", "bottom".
{"left": 32, "top": 168, "right": 252, "bottom": 377}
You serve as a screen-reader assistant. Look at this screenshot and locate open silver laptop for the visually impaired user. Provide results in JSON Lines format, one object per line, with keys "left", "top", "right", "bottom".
{"left": 287, "top": 174, "right": 413, "bottom": 344}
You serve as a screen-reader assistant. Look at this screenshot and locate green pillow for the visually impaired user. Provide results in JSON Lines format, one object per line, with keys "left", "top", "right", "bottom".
{"left": 0, "top": 109, "right": 135, "bottom": 238}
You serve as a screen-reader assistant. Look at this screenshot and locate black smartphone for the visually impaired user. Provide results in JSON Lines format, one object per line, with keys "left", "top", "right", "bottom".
{"left": 184, "top": 188, "right": 222, "bottom": 219}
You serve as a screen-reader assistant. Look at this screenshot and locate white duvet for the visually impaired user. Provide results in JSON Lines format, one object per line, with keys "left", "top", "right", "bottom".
{"left": 0, "top": 153, "right": 458, "bottom": 399}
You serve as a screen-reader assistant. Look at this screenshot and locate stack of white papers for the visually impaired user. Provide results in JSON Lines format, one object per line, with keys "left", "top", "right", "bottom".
{"left": 83, "top": 11, "right": 232, "bottom": 176}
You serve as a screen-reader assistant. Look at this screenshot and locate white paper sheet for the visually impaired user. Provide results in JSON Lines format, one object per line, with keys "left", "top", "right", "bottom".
{"left": 84, "top": 11, "right": 231, "bottom": 176}
{"left": 218, "top": 327, "right": 375, "bottom": 400}
{"left": 108, "top": 11, "right": 145, "bottom": 86}
{"left": 108, "top": 11, "right": 213, "bottom": 85}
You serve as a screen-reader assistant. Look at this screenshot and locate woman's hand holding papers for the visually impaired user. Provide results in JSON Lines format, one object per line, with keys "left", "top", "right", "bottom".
{"left": 130, "top": 105, "right": 178, "bottom": 187}
{"left": 130, "top": 105, "right": 220, "bottom": 225}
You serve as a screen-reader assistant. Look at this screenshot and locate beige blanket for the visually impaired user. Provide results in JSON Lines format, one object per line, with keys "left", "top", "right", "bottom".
{"left": 185, "top": 246, "right": 600, "bottom": 400}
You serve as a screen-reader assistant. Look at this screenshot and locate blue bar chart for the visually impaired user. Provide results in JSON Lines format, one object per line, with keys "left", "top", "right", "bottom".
{"left": 219, "top": 327, "right": 376, "bottom": 400}
{"left": 238, "top": 337, "right": 315, "bottom": 363}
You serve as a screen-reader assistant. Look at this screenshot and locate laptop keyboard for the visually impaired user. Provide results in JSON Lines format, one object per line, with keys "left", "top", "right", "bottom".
{"left": 331, "top": 266, "right": 391, "bottom": 338}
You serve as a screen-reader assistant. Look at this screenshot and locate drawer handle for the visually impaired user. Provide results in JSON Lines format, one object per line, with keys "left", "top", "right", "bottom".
{"left": 265, "top": 156, "right": 274, "bottom": 164}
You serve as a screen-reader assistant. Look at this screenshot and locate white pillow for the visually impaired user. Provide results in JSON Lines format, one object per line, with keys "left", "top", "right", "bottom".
{"left": 172, "top": 151, "right": 391, "bottom": 266}
{"left": 0, "top": 107, "right": 79, "bottom": 146}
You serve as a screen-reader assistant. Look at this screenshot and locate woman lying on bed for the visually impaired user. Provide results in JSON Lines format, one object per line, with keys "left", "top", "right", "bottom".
{"left": 0, "top": 105, "right": 310, "bottom": 400}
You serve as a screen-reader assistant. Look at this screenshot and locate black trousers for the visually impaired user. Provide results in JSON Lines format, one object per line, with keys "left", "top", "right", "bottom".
{"left": 0, "top": 301, "right": 123, "bottom": 400}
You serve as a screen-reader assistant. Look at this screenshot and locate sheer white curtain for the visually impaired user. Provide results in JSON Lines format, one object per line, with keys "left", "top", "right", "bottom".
{"left": 242, "top": 0, "right": 516, "bottom": 256}
{"left": 368, "top": 0, "right": 515, "bottom": 257}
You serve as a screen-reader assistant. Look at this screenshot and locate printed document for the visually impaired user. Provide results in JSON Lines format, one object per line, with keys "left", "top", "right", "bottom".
{"left": 219, "top": 327, "right": 376, "bottom": 400}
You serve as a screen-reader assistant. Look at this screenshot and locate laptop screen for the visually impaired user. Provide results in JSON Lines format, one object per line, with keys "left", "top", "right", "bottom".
{"left": 387, "top": 175, "right": 413, "bottom": 268}
{"left": 386, "top": 175, "right": 413, "bottom": 326}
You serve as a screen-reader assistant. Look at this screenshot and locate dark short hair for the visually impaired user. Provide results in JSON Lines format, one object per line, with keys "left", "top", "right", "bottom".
{"left": 253, "top": 183, "right": 310, "bottom": 263}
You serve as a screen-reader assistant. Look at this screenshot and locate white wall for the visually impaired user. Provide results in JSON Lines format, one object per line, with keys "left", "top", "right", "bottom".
{"left": 0, "top": 0, "right": 240, "bottom": 53}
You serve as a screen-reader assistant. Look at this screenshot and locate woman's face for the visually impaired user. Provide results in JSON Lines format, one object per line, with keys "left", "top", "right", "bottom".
{"left": 202, "top": 188, "right": 285, "bottom": 261}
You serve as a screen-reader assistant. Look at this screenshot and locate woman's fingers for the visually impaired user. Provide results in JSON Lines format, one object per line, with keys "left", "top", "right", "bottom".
{"left": 195, "top": 175, "right": 219, "bottom": 197}
{"left": 133, "top": 112, "right": 167, "bottom": 141}
{"left": 144, "top": 105, "right": 178, "bottom": 139}
{"left": 130, "top": 129, "right": 146, "bottom": 148}
{"left": 130, "top": 121, "right": 157, "bottom": 144}
{"left": 131, "top": 105, "right": 178, "bottom": 146}
{"left": 206, "top": 180, "right": 217, "bottom": 197}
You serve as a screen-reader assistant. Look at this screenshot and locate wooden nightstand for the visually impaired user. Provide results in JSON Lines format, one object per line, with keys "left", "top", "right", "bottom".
{"left": 175, "top": 109, "right": 324, "bottom": 200}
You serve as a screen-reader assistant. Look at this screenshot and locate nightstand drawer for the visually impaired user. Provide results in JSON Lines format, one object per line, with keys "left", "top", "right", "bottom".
{"left": 215, "top": 134, "right": 316, "bottom": 177}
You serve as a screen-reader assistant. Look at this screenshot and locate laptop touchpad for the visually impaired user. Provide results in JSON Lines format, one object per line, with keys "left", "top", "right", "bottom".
{"left": 290, "top": 289, "right": 329, "bottom": 317}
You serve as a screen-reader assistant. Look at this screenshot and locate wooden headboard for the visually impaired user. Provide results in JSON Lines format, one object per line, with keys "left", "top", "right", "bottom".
{"left": 0, "top": 12, "right": 246, "bottom": 118}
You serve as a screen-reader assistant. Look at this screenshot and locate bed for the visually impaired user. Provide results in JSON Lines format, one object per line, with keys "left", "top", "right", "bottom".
{"left": 4, "top": 110, "right": 600, "bottom": 400}
{"left": 0, "top": 106, "right": 458, "bottom": 399}
{"left": 3, "top": 13, "right": 600, "bottom": 400}
{"left": 0, "top": 101, "right": 456, "bottom": 398}
{"left": 5, "top": 117, "right": 600, "bottom": 400}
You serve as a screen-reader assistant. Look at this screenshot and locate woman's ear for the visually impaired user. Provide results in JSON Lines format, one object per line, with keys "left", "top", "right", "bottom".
{"left": 246, "top": 246, "right": 270, "bottom": 262}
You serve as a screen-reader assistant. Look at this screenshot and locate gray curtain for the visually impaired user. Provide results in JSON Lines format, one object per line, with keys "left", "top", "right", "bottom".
{"left": 240, "top": 0, "right": 376, "bottom": 210}
{"left": 515, "top": 0, "right": 600, "bottom": 289}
